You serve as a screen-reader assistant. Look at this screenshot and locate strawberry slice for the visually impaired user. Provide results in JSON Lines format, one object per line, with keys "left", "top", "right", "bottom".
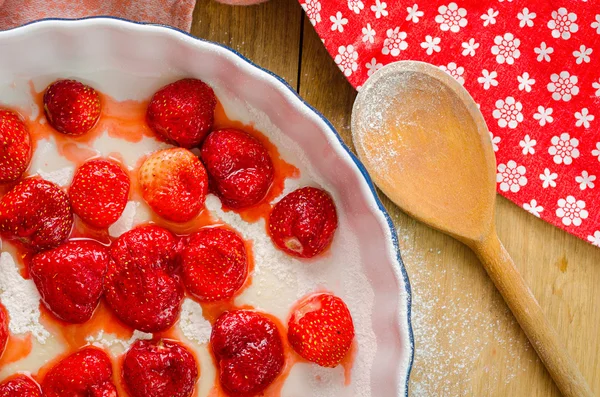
{"left": 0, "top": 109, "right": 31, "bottom": 183}
{"left": 268, "top": 187, "right": 337, "bottom": 258}
{"left": 200, "top": 128, "right": 274, "bottom": 209}
{"left": 41, "top": 347, "right": 118, "bottom": 397}
{"left": 146, "top": 78, "right": 216, "bottom": 148}
{"left": 0, "top": 303, "right": 7, "bottom": 360}
{"left": 287, "top": 293, "right": 354, "bottom": 368}
{"left": 0, "top": 177, "right": 73, "bottom": 250}
{"left": 0, "top": 375, "right": 43, "bottom": 397}
{"left": 43, "top": 79, "right": 101, "bottom": 136}
{"left": 69, "top": 159, "right": 130, "bottom": 228}
{"left": 211, "top": 310, "right": 284, "bottom": 395}
{"left": 181, "top": 227, "right": 248, "bottom": 302}
{"left": 30, "top": 240, "right": 109, "bottom": 323}
{"left": 123, "top": 339, "right": 198, "bottom": 397}
{"left": 139, "top": 148, "right": 208, "bottom": 223}
{"left": 105, "top": 225, "right": 183, "bottom": 332}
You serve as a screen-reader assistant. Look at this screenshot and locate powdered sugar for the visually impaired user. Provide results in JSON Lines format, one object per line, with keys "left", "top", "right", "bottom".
{"left": 0, "top": 251, "right": 49, "bottom": 343}
{"left": 179, "top": 299, "right": 212, "bottom": 345}
{"left": 396, "top": 227, "right": 530, "bottom": 396}
{"left": 86, "top": 329, "right": 153, "bottom": 351}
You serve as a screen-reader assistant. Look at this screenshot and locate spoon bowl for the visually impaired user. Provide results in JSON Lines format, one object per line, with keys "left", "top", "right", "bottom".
{"left": 352, "top": 61, "right": 593, "bottom": 397}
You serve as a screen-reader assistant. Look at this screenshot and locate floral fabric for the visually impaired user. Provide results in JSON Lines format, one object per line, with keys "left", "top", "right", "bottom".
{"left": 300, "top": 0, "right": 600, "bottom": 246}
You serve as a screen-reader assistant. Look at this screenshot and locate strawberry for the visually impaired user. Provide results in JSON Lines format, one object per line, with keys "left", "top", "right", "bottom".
{"left": 0, "top": 303, "right": 7, "bottom": 359}
{"left": 200, "top": 128, "right": 274, "bottom": 209}
{"left": 0, "top": 109, "right": 31, "bottom": 183}
{"left": 139, "top": 148, "right": 208, "bottom": 223}
{"left": 43, "top": 79, "right": 101, "bottom": 136}
{"left": 105, "top": 225, "right": 183, "bottom": 332}
{"left": 211, "top": 310, "right": 284, "bottom": 395}
{"left": 181, "top": 227, "right": 248, "bottom": 302}
{"left": 268, "top": 187, "right": 337, "bottom": 258}
{"left": 146, "top": 78, "right": 217, "bottom": 148}
{"left": 30, "top": 240, "right": 109, "bottom": 323}
{"left": 287, "top": 293, "right": 354, "bottom": 368}
{"left": 69, "top": 159, "right": 130, "bottom": 228}
{"left": 0, "top": 375, "right": 43, "bottom": 397}
{"left": 42, "top": 347, "right": 118, "bottom": 397}
{"left": 123, "top": 339, "right": 198, "bottom": 397}
{"left": 0, "top": 177, "right": 73, "bottom": 250}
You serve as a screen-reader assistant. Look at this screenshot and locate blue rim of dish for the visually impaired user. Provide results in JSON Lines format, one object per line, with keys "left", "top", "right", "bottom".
{"left": 1, "top": 16, "right": 415, "bottom": 395}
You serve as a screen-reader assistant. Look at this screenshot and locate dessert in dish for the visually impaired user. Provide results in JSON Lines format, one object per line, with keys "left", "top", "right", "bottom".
{"left": 0, "top": 75, "right": 375, "bottom": 396}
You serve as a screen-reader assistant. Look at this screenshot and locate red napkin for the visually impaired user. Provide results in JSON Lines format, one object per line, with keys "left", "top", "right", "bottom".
{"left": 301, "top": 0, "right": 600, "bottom": 246}
{"left": 0, "top": 0, "right": 196, "bottom": 31}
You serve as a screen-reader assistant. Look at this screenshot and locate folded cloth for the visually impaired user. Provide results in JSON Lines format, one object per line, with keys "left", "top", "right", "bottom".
{"left": 0, "top": 0, "right": 197, "bottom": 31}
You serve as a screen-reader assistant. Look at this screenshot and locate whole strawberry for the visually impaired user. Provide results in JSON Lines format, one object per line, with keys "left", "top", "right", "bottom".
{"left": 139, "top": 148, "right": 208, "bottom": 223}
{"left": 287, "top": 293, "right": 354, "bottom": 367}
{"left": 268, "top": 187, "right": 337, "bottom": 258}
{"left": 123, "top": 339, "right": 198, "bottom": 397}
{"left": 105, "top": 225, "right": 183, "bottom": 332}
{"left": 30, "top": 240, "right": 109, "bottom": 323}
{"left": 181, "top": 227, "right": 248, "bottom": 302}
{"left": 43, "top": 79, "right": 101, "bottom": 136}
{"left": 0, "top": 109, "right": 31, "bottom": 183}
{"left": 211, "top": 310, "right": 284, "bottom": 395}
{"left": 201, "top": 128, "right": 274, "bottom": 209}
{"left": 146, "top": 78, "right": 216, "bottom": 148}
{"left": 0, "top": 303, "right": 8, "bottom": 359}
{"left": 69, "top": 159, "right": 130, "bottom": 228}
{"left": 42, "top": 347, "right": 118, "bottom": 397}
{"left": 0, "top": 375, "right": 43, "bottom": 397}
{"left": 0, "top": 177, "right": 73, "bottom": 250}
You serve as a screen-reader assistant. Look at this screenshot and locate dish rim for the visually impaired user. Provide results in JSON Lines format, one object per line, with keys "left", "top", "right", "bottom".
{"left": 0, "top": 16, "right": 415, "bottom": 396}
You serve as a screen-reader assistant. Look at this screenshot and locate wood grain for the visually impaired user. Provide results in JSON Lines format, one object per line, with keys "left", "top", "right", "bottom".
{"left": 193, "top": 1, "right": 600, "bottom": 395}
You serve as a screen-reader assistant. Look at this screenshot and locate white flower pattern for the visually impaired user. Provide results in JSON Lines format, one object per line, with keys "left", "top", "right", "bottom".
{"left": 489, "top": 132, "right": 501, "bottom": 152}
{"left": 547, "top": 71, "right": 579, "bottom": 102}
{"left": 420, "top": 35, "right": 441, "bottom": 55}
{"left": 491, "top": 33, "right": 521, "bottom": 64}
{"left": 330, "top": 12, "right": 348, "bottom": 32}
{"left": 573, "top": 45, "right": 592, "bottom": 64}
{"left": 478, "top": 69, "right": 498, "bottom": 90}
{"left": 592, "top": 15, "right": 600, "bottom": 34}
{"left": 492, "top": 96, "right": 523, "bottom": 128}
{"left": 533, "top": 106, "right": 553, "bottom": 126}
{"left": 347, "top": 0, "right": 364, "bottom": 14}
{"left": 481, "top": 8, "right": 498, "bottom": 27}
{"left": 517, "top": 8, "right": 536, "bottom": 28}
{"left": 334, "top": 45, "right": 358, "bottom": 77}
{"left": 381, "top": 27, "right": 408, "bottom": 56}
{"left": 548, "top": 132, "right": 580, "bottom": 165}
{"left": 497, "top": 160, "right": 527, "bottom": 193}
{"left": 556, "top": 196, "right": 588, "bottom": 226}
{"left": 519, "top": 134, "right": 536, "bottom": 155}
{"left": 534, "top": 42, "right": 554, "bottom": 62}
{"left": 406, "top": 4, "right": 424, "bottom": 23}
{"left": 365, "top": 57, "right": 383, "bottom": 76}
{"left": 540, "top": 168, "right": 558, "bottom": 188}
{"left": 435, "top": 3, "right": 468, "bottom": 33}
{"left": 575, "top": 108, "right": 594, "bottom": 128}
{"left": 461, "top": 38, "right": 479, "bottom": 56}
{"left": 593, "top": 143, "right": 600, "bottom": 162}
{"left": 362, "top": 23, "right": 375, "bottom": 43}
{"left": 517, "top": 72, "right": 535, "bottom": 92}
{"left": 523, "top": 199, "right": 543, "bottom": 217}
{"left": 439, "top": 62, "right": 464, "bottom": 85}
{"left": 575, "top": 171, "right": 596, "bottom": 190}
{"left": 588, "top": 231, "right": 600, "bottom": 247}
{"left": 371, "top": 0, "right": 388, "bottom": 19}
{"left": 547, "top": 8, "right": 579, "bottom": 40}
{"left": 302, "top": 0, "right": 322, "bottom": 26}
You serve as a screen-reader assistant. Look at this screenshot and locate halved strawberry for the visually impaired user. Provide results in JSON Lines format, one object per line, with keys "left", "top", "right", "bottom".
{"left": 287, "top": 293, "right": 354, "bottom": 367}
{"left": 105, "top": 225, "right": 183, "bottom": 332}
{"left": 123, "top": 339, "right": 198, "bottom": 397}
{"left": 43, "top": 79, "right": 101, "bottom": 136}
{"left": 69, "top": 158, "right": 130, "bottom": 228}
{"left": 200, "top": 128, "right": 274, "bottom": 209}
{"left": 181, "top": 227, "right": 248, "bottom": 302}
{"left": 0, "top": 303, "right": 7, "bottom": 360}
{"left": 41, "top": 347, "right": 117, "bottom": 397}
{"left": 139, "top": 148, "right": 208, "bottom": 223}
{"left": 211, "top": 310, "right": 284, "bottom": 395}
{"left": 0, "top": 177, "right": 73, "bottom": 250}
{"left": 268, "top": 187, "right": 337, "bottom": 258}
{"left": 146, "top": 78, "right": 216, "bottom": 148}
{"left": 0, "top": 109, "right": 31, "bottom": 183}
{"left": 30, "top": 240, "right": 109, "bottom": 324}
{"left": 0, "top": 375, "right": 43, "bottom": 397}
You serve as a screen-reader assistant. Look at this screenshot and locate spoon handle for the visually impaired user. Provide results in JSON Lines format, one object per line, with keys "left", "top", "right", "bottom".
{"left": 472, "top": 232, "right": 593, "bottom": 397}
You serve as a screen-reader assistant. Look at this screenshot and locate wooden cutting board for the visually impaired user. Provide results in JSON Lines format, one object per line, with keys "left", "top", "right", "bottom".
{"left": 193, "top": 1, "right": 600, "bottom": 395}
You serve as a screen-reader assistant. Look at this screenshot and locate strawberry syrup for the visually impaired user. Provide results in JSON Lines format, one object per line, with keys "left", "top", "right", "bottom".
{"left": 0, "top": 83, "right": 354, "bottom": 396}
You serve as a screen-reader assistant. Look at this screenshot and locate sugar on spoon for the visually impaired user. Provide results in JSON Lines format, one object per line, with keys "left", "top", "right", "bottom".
{"left": 351, "top": 61, "right": 593, "bottom": 397}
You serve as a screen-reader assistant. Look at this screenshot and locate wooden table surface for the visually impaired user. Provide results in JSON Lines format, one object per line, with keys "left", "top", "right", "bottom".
{"left": 193, "top": 1, "right": 600, "bottom": 395}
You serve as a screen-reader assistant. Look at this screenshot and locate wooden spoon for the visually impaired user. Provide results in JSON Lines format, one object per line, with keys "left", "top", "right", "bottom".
{"left": 351, "top": 61, "right": 593, "bottom": 397}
